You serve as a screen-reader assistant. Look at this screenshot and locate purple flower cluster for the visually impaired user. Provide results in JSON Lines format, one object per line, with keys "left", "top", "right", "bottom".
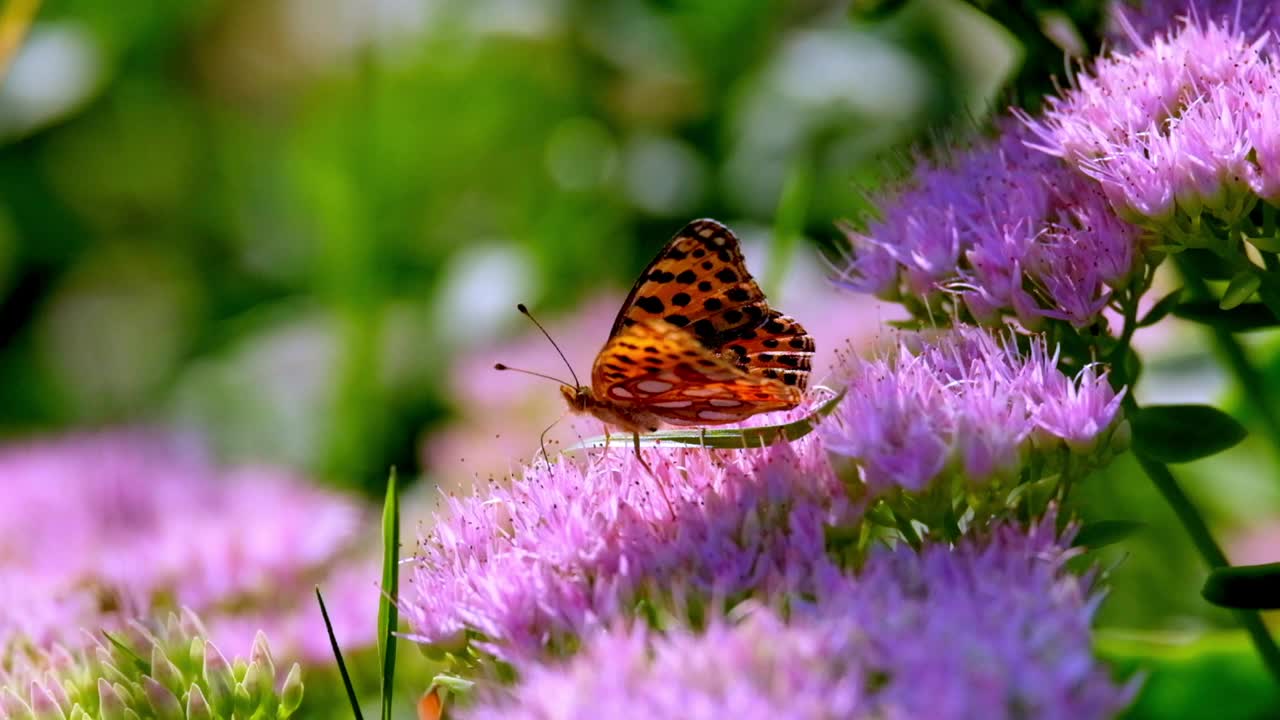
{"left": 1028, "top": 16, "right": 1280, "bottom": 224}
{"left": 0, "top": 430, "right": 376, "bottom": 664}
{"left": 463, "top": 513, "right": 1133, "bottom": 720}
{"left": 822, "top": 328, "right": 1126, "bottom": 503}
{"left": 836, "top": 124, "right": 1146, "bottom": 329}
{"left": 402, "top": 429, "right": 843, "bottom": 664}
{"left": 1110, "top": 0, "right": 1280, "bottom": 51}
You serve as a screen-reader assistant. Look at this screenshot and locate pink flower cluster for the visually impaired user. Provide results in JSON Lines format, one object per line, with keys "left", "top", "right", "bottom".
{"left": 403, "top": 429, "right": 843, "bottom": 664}
{"left": 822, "top": 328, "right": 1127, "bottom": 498}
{"left": 463, "top": 513, "right": 1133, "bottom": 720}
{"left": 836, "top": 125, "right": 1145, "bottom": 329}
{"left": 1110, "top": 0, "right": 1280, "bottom": 53}
{"left": 1029, "top": 16, "right": 1280, "bottom": 223}
{"left": 0, "top": 430, "right": 377, "bottom": 665}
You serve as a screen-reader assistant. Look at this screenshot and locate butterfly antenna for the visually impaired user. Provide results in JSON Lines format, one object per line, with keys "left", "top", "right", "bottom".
{"left": 493, "top": 363, "right": 573, "bottom": 386}
{"left": 517, "top": 303, "right": 582, "bottom": 387}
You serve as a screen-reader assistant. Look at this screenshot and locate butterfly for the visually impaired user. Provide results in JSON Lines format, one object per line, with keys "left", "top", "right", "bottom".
{"left": 558, "top": 218, "right": 814, "bottom": 445}
{"left": 417, "top": 688, "right": 443, "bottom": 720}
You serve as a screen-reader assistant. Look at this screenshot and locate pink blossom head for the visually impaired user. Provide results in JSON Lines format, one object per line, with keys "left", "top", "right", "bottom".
{"left": 821, "top": 328, "right": 1127, "bottom": 524}
{"left": 0, "top": 430, "right": 375, "bottom": 665}
{"left": 403, "top": 429, "right": 842, "bottom": 665}
{"left": 837, "top": 125, "right": 1146, "bottom": 331}
{"left": 1028, "top": 15, "right": 1280, "bottom": 229}
{"left": 462, "top": 513, "right": 1133, "bottom": 720}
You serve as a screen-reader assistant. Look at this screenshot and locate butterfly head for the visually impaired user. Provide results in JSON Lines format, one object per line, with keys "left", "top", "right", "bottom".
{"left": 560, "top": 383, "right": 593, "bottom": 413}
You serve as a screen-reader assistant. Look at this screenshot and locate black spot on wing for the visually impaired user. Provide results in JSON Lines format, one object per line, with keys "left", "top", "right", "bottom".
{"left": 690, "top": 318, "right": 717, "bottom": 339}
{"left": 636, "top": 296, "right": 665, "bottom": 313}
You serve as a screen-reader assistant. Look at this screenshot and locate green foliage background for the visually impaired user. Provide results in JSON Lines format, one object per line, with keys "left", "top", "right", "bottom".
{"left": 1, "top": 0, "right": 1276, "bottom": 716}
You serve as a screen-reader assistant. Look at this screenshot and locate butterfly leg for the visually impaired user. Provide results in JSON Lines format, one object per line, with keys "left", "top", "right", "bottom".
{"left": 591, "top": 427, "right": 611, "bottom": 470}
{"left": 634, "top": 431, "right": 677, "bottom": 520}
{"left": 631, "top": 431, "right": 649, "bottom": 473}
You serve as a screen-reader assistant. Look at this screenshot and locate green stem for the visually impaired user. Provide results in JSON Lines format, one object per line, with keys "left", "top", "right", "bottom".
{"left": 1131, "top": 454, "right": 1226, "bottom": 568}
{"left": 1132, "top": 452, "right": 1280, "bottom": 684}
{"left": 1123, "top": 257, "right": 1280, "bottom": 682}
{"left": 1176, "top": 257, "right": 1280, "bottom": 461}
{"left": 1256, "top": 274, "right": 1280, "bottom": 321}
{"left": 1113, "top": 290, "right": 1139, "bottom": 357}
{"left": 892, "top": 508, "right": 923, "bottom": 551}
{"left": 320, "top": 29, "right": 387, "bottom": 488}
{"left": 1126, "top": 394, "right": 1280, "bottom": 684}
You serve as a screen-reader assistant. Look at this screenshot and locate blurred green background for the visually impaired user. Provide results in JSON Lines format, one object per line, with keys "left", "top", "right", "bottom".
{"left": 1, "top": 0, "right": 1277, "bottom": 715}
{"left": 0, "top": 0, "right": 1032, "bottom": 487}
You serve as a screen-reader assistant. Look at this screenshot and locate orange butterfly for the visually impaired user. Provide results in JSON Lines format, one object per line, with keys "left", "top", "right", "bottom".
{"left": 417, "top": 688, "right": 443, "bottom": 720}
{"left": 501, "top": 219, "right": 813, "bottom": 456}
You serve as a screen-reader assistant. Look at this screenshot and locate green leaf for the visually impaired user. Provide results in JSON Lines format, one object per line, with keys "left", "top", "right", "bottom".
{"left": 1180, "top": 248, "right": 1236, "bottom": 280}
{"left": 848, "top": 0, "right": 910, "bottom": 20}
{"left": 1131, "top": 404, "right": 1247, "bottom": 463}
{"left": 316, "top": 588, "right": 363, "bottom": 720}
{"left": 100, "top": 631, "right": 149, "bottom": 673}
{"left": 1138, "top": 287, "right": 1184, "bottom": 327}
{"left": 378, "top": 469, "right": 400, "bottom": 720}
{"left": 1221, "top": 271, "right": 1261, "bottom": 310}
{"left": 1072, "top": 520, "right": 1145, "bottom": 550}
{"left": 1171, "top": 301, "right": 1280, "bottom": 332}
{"left": 569, "top": 387, "right": 846, "bottom": 451}
{"left": 1202, "top": 562, "right": 1280, "bottom": 610}
{"left": 1121, "top": 345, "right": 1143, "bottom": 387}
{"left": 1096, "top": 629, "right": 1280, "bottom": 719}
{"left": 1245, "top": 233, "right": 1280, "bottom": 253}
{"left": 429, "top": 674, "right": 475, "bottom": 694}
{"left": 279, "top": 664, "right": 304, "bottom": 718}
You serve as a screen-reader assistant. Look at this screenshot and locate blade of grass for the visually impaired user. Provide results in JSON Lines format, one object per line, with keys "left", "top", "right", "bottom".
{"left": 762, "top": 146, "right": 814, "bottom": 300}
{"left": 568, "top": 387, "right": 846, "bottom": 451}
{"left": 378, "top": 468, "right": 400, "bottom": 720}
{"left": 317, "top": 587, "right": 365, "bottom": 720}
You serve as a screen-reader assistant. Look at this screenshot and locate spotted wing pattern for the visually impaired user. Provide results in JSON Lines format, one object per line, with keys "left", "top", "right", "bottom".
{"left": 591, "top": 320, "right": 802, "bottom": 426}
{"left": 721, "top": 310, "right": 814, "bottom": 391}
{"left": 584, "top": 218, "right": 816, "bottom": 429}
{"left": 610, "top": 219, "right": 771, "bottom": 345}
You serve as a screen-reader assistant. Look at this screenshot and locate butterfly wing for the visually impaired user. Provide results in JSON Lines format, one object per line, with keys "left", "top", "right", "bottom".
{"left": 610, "top": 219, "right": 771, "bottom": 345}
{"left": 721, "top": 309, "right": 814, "bottom": 391}
{"left": 591, "top": 320, "right": 802, "bottom": 426}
